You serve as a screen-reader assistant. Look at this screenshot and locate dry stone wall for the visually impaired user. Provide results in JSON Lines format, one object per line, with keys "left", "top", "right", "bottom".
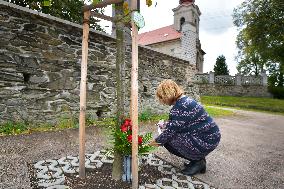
{"left": 195, "top": 72, "right": 270, "bottom": 97}
{"left": 0, "top": 2, "right": 198, "bottom": 124}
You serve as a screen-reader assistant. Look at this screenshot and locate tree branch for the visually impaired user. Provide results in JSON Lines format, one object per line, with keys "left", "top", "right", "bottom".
{"left": 83, "top": 0, "right": 124, "bottom": 11}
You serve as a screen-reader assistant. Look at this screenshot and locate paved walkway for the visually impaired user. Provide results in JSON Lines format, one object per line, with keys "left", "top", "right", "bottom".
{"left": 30, "top": 150, "right": 214, "bottom": 188}
{"left": 0, "top": 109, "right": 283, "bottom": 189}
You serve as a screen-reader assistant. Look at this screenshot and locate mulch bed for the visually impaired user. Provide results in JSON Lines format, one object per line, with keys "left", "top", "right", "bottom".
{"left": 65, "top": 162, "right": 168, "bottom": 189}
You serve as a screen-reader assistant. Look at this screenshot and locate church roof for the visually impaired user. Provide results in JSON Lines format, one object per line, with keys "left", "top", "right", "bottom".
{"left": 138, "top": 25, "right": 181, "bottom": 46}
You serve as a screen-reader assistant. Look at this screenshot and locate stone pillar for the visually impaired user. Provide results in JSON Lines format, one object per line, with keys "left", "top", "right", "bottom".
{"left": 261, "top": 71, "right": 268, "bottom": 86}
{"left": 236, "top": 73, "right": 242, "bottom": 86}
{"left": 209, "top": 71, "right": 214, "bottom": 84}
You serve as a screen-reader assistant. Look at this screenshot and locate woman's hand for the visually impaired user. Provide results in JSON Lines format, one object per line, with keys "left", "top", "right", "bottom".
{"left": 157, "top": 120, "right": 167, "bottom": 129}
{"left": 148, "top": 140, "right": 161, "bottom": 147}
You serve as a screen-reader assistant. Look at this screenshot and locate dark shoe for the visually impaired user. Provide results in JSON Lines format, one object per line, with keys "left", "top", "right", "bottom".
{"left": 183, "top": 161, "right": 194, "bottom": 167}
{"left": 181, "top": 159, "right": 206, "bottom": 176}
{"left": 184, "top": 158, "right": 206, "bottom": 167}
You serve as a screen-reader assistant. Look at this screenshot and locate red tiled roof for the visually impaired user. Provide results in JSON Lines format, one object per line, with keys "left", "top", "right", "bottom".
{"left": 138, "top": 25, "right": 181, "bottom": 46}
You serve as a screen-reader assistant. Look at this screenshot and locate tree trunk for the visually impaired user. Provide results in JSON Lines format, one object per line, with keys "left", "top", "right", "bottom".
{"left": 112, "top": 2, "right": 125, "bottom": 180}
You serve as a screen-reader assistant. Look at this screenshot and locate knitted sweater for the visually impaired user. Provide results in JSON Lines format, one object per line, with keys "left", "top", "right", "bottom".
{"left": 155, "top": 96, "right": 221, "bottom": 160}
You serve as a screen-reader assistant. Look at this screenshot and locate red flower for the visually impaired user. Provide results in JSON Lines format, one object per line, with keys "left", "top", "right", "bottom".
{"left": 120, "top": 119, "right": 132, "bottom": 132}
{"left": 120, "top": 124, "right": 128, "bottom": 132}
{"left": 127, "top": 134, "right": 132, "bottom": 143}
{"left": 124, "top": 119, "right": 132, "bottom": 126}
{"left": 127, "top": 135, "right": 143, "bottom": 145}
{"left": 138, "top": 136, "right": 143, "bottom": 145}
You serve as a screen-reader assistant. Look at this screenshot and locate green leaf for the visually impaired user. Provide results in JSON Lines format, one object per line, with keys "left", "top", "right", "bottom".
{"left": 43, "top": 0, "right": 51, "bottom": 7}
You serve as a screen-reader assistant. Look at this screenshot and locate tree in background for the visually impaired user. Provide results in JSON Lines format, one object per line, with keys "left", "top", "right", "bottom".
{"left": 233, "top": 0, "right": 284, "bottom": 86}
{"left": 236, "top": 53, "right": 264, "bottom": 76}
{"left": 214, "top": 55, "right": 229, "bottom": 75}
{"left": 4, "top": 0, "right": 105, "bottom": 31}
{"left": 268, "top": 63, "right": 284, "bottom": 87}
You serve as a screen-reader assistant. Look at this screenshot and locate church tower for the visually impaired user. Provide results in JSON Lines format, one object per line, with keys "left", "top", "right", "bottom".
{"left": 138, "top": 0, "right": 205, "bottom": 73}
{"left": 173, "top": 0, "right": 200, "bottom": 35}
{"left": 173, "top": 0, "right": 204, "bottom": 72}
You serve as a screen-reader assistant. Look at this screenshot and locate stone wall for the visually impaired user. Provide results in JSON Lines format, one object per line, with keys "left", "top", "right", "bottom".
{"left": 194, "top": 72, "right": 271, "bottom": 97}
{"left": 0, "top": 1, "right": 198, "bottom": 124}
{"left": 198, "top": 84, "right": 271, "bottom": 97}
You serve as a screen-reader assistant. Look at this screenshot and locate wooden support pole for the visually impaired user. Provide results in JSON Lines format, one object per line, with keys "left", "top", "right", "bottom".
{"left": 83, "top": 0, "right": 123, "bottom": 11}
{"left": 79, "top": 10, "right": 91, "bottom": 179}
{"left": 130, "top": 0, "right": 139, "bottom": 188}
{"left": 91, "top": 11, "right": 115, "bottom": 22}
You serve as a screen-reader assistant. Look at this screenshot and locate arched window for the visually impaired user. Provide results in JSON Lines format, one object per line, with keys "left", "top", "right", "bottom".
{"left": 180, "top": 17, "right": 185, "bottom": 31}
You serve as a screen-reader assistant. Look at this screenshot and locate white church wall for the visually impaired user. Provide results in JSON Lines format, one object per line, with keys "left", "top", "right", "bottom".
{"left": 149, "top": 40, "right": 183, "bottom": 59}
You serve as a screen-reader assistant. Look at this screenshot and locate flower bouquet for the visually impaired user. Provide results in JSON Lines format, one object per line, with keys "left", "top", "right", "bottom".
{"left": 112, "top": 118, "right": 155, "bottom": 156}
{"left": 112, "top": 118, "right": 156, "bottom": 182}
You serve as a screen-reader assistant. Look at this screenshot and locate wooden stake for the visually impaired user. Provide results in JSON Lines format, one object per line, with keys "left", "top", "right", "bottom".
{"left": 90, "top": 11, "right": 115, "bottom": 22}
{"left": 130, "top": 0, "right": 139, "bottom": 188}
{"left": 79, "top": 10, "right": 91, "bottom": 179}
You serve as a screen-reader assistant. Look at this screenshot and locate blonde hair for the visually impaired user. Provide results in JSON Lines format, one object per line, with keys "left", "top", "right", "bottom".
{"left": 156, "top": 79, "right": 184, "bottom": 105}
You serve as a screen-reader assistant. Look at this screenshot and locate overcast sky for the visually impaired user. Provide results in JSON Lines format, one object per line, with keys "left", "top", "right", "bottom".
{"left": 100, "top": 0, "right": 244, "bottom": 75}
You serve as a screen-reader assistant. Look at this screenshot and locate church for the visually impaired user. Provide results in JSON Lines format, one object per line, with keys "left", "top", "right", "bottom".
{"left": 138, "top": 0, "right": 205, "bottom": 73}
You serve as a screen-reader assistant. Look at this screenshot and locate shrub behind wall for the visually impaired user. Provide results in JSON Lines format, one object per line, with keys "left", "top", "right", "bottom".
{"left": 268, "top": 86, "right": 284, "bottom": 99}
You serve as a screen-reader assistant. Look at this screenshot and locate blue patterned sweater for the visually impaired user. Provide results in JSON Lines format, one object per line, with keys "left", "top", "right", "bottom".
{"left": 155, "top": 96, "right": 221, "bottom": 160}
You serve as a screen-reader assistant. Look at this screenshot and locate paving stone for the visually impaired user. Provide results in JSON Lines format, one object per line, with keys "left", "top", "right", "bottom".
{"left": 46, "top": 185, "right": 70, "bottom": 189}
{"left": 156, "top": 178, "right": 179, "bottom": 188}
{"left": 158, "top": 164, "right": 176, "bottom": 175}
{"left": 31, "top": 150, "right": 214, "bottom": 189}
{"left": 139, "top": 184, "right": 161, "bottom": 189}
{"left": 66, "top": 156, "right": 79, "bottom": 167}
{"left": 37, "top": 177, "right": 65, "bottom": 187}
{"left": 57, "top": 157, "right": 76, "bottom": 174}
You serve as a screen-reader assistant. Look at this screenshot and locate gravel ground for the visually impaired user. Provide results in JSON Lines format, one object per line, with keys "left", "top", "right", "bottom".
{"left": 0, "top": 126, "right": 111, "bottom": 189}
{"left": 152, "top": 109, "right": 284, "bottom": 189}
{"left": 1, "top": 109, "right": 284, "bottom": 189}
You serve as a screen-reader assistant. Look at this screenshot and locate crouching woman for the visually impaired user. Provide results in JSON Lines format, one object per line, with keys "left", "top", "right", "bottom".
{"left": 150, "top": 79, "right": 221, "bottom": 176}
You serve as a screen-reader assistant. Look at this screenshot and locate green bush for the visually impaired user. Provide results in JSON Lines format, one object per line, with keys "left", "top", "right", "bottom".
{"left": 0, "top": 121, "right": 29, "bottom": 135}
{"left": 268, "top": 86, "right": 284, "bottom": 99}
{"left": 139, "top": 109, "right": 153, "bottom": 121}
{"left": 56, "top": 117, "right": 78, "bottom": 129}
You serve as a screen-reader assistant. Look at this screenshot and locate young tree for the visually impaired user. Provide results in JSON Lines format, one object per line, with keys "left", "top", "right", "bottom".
{"left": 233, "top": 0, "right": 284, "bottom": 85}
{"left": 112, "top": 1, "right": 125, "bottom": 180}
{"left": 214, "top": 55, "right": 229, "bottom": 75}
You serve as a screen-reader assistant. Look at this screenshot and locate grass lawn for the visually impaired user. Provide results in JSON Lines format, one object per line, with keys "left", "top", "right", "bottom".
{"left": 201, "top": 96, "right": 284, "bottom": 114}
{"left": 204, "top": 106, "right": 235, "bottom": 117}
{"left": 139, "top": 105, "right": 234, "bottom": 122}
